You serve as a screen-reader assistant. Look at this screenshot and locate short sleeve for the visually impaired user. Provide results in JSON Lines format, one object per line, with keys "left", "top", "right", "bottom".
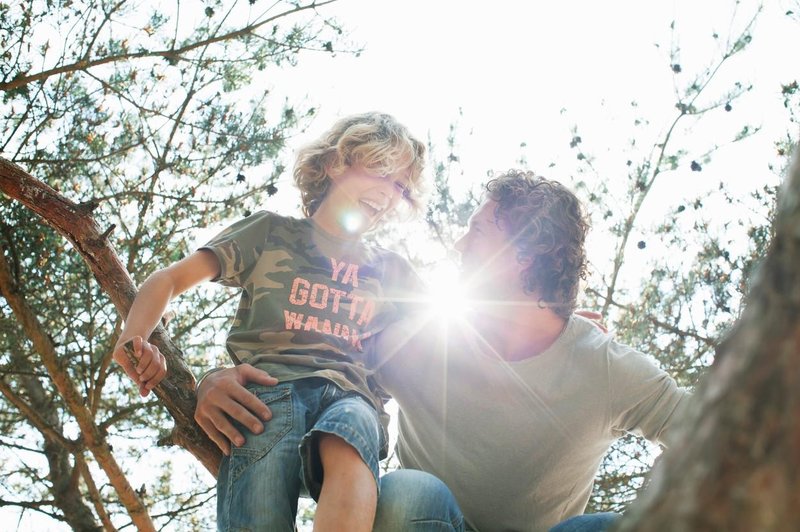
{"left": 199, "top": 211, "right": 273, "bottom": 288}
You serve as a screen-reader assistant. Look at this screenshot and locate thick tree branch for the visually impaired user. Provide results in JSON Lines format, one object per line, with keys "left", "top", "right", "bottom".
{"left": 0, "top": 155, "right": 222, "bottom": 475}
{"left": 617, "top": 135, "right": 800, "bottom": 530}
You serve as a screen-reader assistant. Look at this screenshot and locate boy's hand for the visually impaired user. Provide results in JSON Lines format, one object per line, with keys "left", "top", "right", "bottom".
{"left": 194, "top": 364, "right": 278, "bottom": 456}
{"left": 112, "top": 336, "right": 167, "bottom": 397}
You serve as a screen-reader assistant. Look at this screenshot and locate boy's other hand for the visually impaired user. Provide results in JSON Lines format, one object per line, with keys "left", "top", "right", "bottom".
{"left": 194, "top": 364, "right": 278, "bottom": 456}
{"left": 112, "top": 336, "right": 167, "bottom": 397}
{"left": 575, "top": 309, "right": 608, "bottom": 333}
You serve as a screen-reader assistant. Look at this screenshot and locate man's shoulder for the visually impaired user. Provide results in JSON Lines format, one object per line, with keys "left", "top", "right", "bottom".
{"left": 567, "top": 316, "right": 657, "bottom": 367}
{"left": 567, "top": 314, "right": 614, "bottom": 350}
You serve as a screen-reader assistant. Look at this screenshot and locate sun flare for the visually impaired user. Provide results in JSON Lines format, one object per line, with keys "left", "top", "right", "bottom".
{"left": 425, "top": 261, "right": 471, "bottom": 319}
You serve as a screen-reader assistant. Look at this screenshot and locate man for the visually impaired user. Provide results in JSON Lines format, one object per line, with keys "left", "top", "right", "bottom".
{"left": 195, "top": 170, "right": 690, "bottom": 531}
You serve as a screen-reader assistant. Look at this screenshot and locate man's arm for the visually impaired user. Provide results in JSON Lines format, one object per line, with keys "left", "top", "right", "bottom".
{"left": 608, "top": 341, "right": 692, "bottom": 447}
{"left": 194, "top": 364, "right": 279, "bottom": 455}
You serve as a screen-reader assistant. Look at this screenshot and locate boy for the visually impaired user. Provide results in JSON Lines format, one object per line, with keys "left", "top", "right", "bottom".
{"left": 113, "top": 112, "right": 426, "bottom": 531}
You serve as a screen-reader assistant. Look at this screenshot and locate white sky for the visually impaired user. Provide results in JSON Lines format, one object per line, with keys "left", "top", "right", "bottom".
{"left": 254, "top": 0, "right": 799, "bottom": 303}
{"left": 272, "top": 0, "right": 797, "bottom": 191}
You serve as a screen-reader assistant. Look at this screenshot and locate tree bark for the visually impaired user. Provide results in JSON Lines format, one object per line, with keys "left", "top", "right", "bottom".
{"left": 0, "top": 155, "right": 222, "bottom": 476}
{"left": 617, "top": 137, "right": 800, "bottom": 530}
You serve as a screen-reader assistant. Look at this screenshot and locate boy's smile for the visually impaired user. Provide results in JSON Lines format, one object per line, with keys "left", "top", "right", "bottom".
{"left": 315, "top": 165, "right": 411, "bottom": 237}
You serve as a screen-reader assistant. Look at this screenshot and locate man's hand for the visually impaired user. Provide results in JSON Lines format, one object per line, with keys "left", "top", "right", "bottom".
{"left": 575, "top": 309, "right": 608, "bottom": 333}
{"left": 112, "top": 336, "right": 167, "bottom": 397}
{"left": 194, "top": 364, "right": 279, "bottom": 456}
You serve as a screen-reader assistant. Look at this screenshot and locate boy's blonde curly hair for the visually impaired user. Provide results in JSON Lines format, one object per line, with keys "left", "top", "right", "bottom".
{"left": 294, "top": 112, "right": 426, "bottom": 217}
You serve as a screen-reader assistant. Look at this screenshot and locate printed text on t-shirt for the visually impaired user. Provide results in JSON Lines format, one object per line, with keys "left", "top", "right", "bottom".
{"left": 283, "top": 258, "right": 375, "bottom": 349}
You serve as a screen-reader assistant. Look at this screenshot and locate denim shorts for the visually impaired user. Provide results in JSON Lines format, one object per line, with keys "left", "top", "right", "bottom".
{"left": 217, "top": 378, "right": 385, "bottom": 531}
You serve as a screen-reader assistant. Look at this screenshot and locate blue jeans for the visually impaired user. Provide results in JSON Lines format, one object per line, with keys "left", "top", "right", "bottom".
{"left": 549, "top": 512, "right": 621, "bottom": 531}
{"left": 373, "top": 469, "right": 465, "bottom": 531}
{"left": 217, "top": 379, "right": 384, "bottom": 532}
{"left": 373, "top": 469, "right": 620, "bottom": 532}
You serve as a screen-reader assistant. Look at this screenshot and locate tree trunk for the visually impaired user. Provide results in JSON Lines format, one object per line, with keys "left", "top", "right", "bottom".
{"left": 0, "top": 155, "right": 222, "bottom": 476}
{"left": 617, "top": 137, "right": 800, "bottom": 529}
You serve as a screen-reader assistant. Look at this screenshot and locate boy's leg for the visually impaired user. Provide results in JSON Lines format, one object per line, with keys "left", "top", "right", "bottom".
{"left": 314, "top": 433, "right": 377, "bottom": 531}
{"left": 373, "top": 469, "right": 465, "bottom": 532}
{"left": 300, "top": 392, "right": 383, "bottom": 532}
{"left": 217, "top": 382, "right": 304, "bottom": 532}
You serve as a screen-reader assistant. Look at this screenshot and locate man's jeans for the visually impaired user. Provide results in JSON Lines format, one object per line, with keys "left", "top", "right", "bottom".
{"left": 373, "top": 469, "right": 621, "bottom": 532}
{"left": 374, "top": 469, "right": 465, "bottom": 531}
{"left": 217, "top": 379, "right": 383, "bottom": 531}
{"left": 549, "top": 512, "right": 621, "bottom": 532}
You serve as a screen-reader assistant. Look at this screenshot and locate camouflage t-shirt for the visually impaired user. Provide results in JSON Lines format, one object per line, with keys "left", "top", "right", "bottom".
{"left": 200, "top": 210, "right": 423, "bottom": 417}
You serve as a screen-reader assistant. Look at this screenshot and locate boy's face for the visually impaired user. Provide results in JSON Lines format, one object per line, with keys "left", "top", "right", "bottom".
{"left": 324, "top": 164, "right": 411, "bottom": 234}
{"left": 454, "top": 199, "right": 528, "bottom": 298}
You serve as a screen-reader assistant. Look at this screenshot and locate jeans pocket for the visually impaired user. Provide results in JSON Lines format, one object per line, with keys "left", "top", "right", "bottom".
{"left": 228, "top": 385, "right": 293, "bottom": 483}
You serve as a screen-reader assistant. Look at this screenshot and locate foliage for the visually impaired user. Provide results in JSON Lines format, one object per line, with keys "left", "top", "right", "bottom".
{"left": 0, "top": 0, "right": 349, "bottom": 529}
{"left": 562, "top": 5, "right": 795, "bottom": 513}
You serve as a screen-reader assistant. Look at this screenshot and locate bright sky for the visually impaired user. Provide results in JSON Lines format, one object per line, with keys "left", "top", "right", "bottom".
{"left": 255, "top": 0, "right": 799, "bottom": 309}
{"left": 273, "top": 0, "right": 797, "bottom": 194}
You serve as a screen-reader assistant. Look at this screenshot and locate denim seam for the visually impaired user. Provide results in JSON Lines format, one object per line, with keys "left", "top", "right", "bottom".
{"left": 228, "top": 386, "right": 293, "bottom": 483}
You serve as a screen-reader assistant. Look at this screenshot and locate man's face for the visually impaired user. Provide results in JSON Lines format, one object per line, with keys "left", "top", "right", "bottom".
{"left": 453, "top": 199, "right": 525, "bottom": 297}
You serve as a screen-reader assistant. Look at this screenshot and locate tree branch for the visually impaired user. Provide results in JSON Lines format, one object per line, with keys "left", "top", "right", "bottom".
{"left": 0, "top": 237, "right": 156, "bottom": 531}
{"left": 0, "top": 155, "right": 221, "bottom": 476}
{"left": 617, "top": 133, "right": 800, "bottom": 530}
{"left": 0, "top": 377, "right": 77, "bottom": 452}
{"left": 0, "top": 0, "right": 338, "bottom": 92}
{"left": 75, "top": 453, "right": 118, "bottom": 532}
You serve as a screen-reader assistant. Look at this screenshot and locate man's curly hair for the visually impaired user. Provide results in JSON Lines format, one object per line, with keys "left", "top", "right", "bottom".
{"left": 486, "top": 169, "right": 589, "bottom": 319}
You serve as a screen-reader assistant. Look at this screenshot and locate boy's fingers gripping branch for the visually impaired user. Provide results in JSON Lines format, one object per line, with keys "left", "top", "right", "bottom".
{"left": 112, "top": 336, "right": 142, "bottom": 385}
{"left": 112, "top": 336, "right": 167, "bottom": 397}
{"left": 136, "top": 342, "right": 167, "bottom": 395}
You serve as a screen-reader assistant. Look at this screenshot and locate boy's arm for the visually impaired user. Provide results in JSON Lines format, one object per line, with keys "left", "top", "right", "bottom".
{"left": 113, "top": 249, "right": 221, "bottom": 397}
